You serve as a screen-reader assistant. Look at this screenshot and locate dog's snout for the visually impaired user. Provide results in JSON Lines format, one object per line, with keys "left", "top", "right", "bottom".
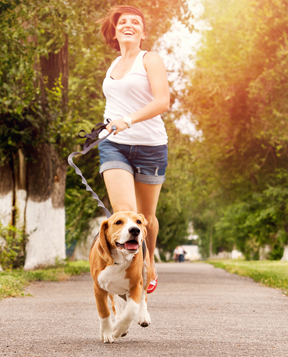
{"left": 128, "top": 226, "right": 140, "bottom": 237}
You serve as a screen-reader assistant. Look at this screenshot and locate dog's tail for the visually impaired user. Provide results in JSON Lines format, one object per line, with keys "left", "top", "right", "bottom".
{"left": 109, "top": 294, "right": 126, "bottom": 319}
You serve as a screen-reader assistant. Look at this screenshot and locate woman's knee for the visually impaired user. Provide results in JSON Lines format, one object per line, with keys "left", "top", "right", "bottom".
{"left": 144, "top": 214, "right": 158, "bottom": 230}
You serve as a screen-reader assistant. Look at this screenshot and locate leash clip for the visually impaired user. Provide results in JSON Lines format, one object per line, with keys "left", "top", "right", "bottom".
{"left": 78, "top": 119, "right": 113, "bottom": 150}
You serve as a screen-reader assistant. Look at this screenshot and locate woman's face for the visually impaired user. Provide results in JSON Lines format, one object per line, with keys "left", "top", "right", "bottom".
{"left": 115, "top": 13, "right": 145, "bottom": 48}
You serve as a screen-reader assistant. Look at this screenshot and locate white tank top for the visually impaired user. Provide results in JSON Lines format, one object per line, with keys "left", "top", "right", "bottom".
{"left": 101, "top": 51, "right": 168, "bottom": 146}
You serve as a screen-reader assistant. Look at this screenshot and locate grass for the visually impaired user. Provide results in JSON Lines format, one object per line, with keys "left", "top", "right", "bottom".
{"left": 0, "top": 260, "right": 90, "bottom": 300}
{"left": 3, "top": 259, "right": 288, "bottom": 299}
{"left": 207, "top": 259, "right": 288, "bottom": 296}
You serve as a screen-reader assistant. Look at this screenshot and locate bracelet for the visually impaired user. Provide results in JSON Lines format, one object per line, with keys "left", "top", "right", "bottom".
{"left": 123, "top": 116, "right": 132, "bottom": 128}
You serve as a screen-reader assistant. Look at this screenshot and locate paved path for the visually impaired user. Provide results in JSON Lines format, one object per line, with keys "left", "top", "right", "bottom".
{"left": 1, "top": 263, "right": 288, "bottom": 357}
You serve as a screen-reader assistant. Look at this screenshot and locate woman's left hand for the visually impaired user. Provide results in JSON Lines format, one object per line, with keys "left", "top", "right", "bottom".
{"left": 106, "top": 118, "right": 128, "bottom": 135}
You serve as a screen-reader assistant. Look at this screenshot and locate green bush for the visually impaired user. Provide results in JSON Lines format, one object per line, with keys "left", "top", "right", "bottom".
{"left": 268, "top": 244, "right": 284, "bottom": 261}
{"left": 0, "top": 223, "right": 27, "bottom": 270}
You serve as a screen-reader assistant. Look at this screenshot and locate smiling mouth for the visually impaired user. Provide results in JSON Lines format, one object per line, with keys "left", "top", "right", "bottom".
{"left": 116, "top": 240, "right": 139, "bottom": 251}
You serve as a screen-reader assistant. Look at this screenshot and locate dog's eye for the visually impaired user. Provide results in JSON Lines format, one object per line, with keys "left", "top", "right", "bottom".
{"left": 136, "top": 220, "right": 142, "bottom": 224}
{"left": 115, "top": 220, "right": 123, "bottom": 225}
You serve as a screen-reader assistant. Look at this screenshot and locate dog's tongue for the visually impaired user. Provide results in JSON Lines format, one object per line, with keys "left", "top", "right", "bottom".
{"left": 125, "top": 241, "right": 138, "bottom": 250}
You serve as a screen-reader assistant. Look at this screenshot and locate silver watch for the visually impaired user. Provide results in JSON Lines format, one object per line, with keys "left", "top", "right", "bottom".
{"left": 123, "top": 116, "right": 132, "bottom": 128}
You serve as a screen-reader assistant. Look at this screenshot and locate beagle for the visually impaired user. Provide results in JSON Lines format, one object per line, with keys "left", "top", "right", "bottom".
{"left": 89, "top": 211, "right": 151, "bottom": 343}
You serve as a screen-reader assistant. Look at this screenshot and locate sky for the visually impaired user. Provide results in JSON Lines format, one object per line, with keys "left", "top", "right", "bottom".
{"left": 157, "top": 0, "right": 207, "bottom": 138}
{"left": 159, "top": 0, "right": 205, "bottom": 81}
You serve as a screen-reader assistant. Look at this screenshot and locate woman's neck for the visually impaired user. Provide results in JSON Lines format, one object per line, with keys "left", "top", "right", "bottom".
{"left": 119, "top": 46, "right": 141, "bottom": 61}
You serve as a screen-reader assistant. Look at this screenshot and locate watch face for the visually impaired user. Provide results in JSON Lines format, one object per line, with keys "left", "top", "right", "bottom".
{"left": 124, "top": 117, "right": 132, "bottom": 128}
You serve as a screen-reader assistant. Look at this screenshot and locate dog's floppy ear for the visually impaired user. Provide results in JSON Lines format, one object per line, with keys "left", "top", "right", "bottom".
{"left": 138, "top": 213, "right": 148, "bottom": 238}
{"left": 98, "top": 220, "right": 114, "bottom": 266}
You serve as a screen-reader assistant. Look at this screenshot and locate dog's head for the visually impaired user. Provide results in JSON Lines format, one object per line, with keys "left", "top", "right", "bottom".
{"left": 99, "top": 211, "right": 147, "bottom": 264}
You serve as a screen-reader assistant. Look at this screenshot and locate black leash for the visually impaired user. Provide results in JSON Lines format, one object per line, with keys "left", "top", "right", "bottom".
{"left": 67, "top": 120, "right": 116, "bottom": 219}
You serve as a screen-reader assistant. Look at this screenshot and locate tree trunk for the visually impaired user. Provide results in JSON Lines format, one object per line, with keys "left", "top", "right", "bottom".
{"left": 259, "top": 244, "right": 271, "bottom": 260}
{"left": 15, "top": 149, "right": 27, "bottom": 230}
{"left": 0, "top": 146, "right": 67, "bottom": 270}
{"left": 0, "top": 33, "right": 69, "bottom": 270}
{"left": 23, "top": 33, "right": 69, "bottom": 270}
{"left": 40, "top": 34, "right": 68, "bottom": 111}
{"left": 24, "top": 145, "right": 67, "bottom": 270}
{"left": 0, "top": 161, "right": 14, "bottom": 227}
{"left": 281, "top": 245, "right": 288, "bottom": 262}
{"left": 0, "top": 161, "right": 14, "bottom": 270}
{"left": 209, "top": 230, "right": 213, "bottom": 257}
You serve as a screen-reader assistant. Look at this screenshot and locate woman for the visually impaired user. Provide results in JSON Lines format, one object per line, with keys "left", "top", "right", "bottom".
{"left": 98, "top": 5, "right": 170, "bottom": 293}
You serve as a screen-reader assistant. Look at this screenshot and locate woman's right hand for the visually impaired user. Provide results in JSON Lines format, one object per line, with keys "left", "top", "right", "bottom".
{"left": 106, "top": 118, "right": 129, "bottom": 135}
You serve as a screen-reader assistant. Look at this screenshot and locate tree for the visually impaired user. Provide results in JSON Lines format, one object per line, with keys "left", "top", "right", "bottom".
{"left": 156, "top": 117, "right": 196, "bottom": 253}
{"left": 181, "top": 0, "right": 288, "bottom": 259}
{"left": 0, "top": 1, "right": 72, "bottom": 269}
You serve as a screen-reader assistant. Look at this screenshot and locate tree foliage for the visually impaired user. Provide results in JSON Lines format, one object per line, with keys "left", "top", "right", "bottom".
{"left": 0, "top": 223, "right": 28, "bottom": 269}
{"left": 182, "top": 0, "right": 288, "bottom": 259}
{"left": 157, "top": 117, "right": 196, "bottom": 252}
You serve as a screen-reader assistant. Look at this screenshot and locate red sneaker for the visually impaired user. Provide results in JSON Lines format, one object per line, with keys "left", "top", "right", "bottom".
{"left": 147, "top": 277, "right": 158, "bottom": 294}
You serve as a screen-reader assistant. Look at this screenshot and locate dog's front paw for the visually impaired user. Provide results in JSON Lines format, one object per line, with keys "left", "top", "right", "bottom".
{"left": 113, "top": 321, "right": 129, "bottom": 340}
{"left": 137, "top": 310, "right": 151, "bottom": 328}
{"left": 101, "top": 331, "right": 114, "bottom": 343}
{"left": 100, "top": 316, "right": 114, "bottom": 343}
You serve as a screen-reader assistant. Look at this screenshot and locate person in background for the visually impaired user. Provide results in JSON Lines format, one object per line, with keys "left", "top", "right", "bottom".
{"left": 178, "top": 245, "right": 185, "bottom": 262}
{"left": 173, "top": 246, "right": 180, "bottom": 262}
{"left": 174, "top": 246, "right": 185, "bottom": 262}
{"left": 97, "top": 5, "right": 170, "bottom": 293}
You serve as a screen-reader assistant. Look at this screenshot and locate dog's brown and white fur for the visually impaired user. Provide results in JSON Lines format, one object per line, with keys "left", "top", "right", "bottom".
{"left": 89, "top": 211, "right": 151, "bottom": 343}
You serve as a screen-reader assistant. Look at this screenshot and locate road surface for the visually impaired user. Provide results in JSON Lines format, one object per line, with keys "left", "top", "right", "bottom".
{"left": 1, "top": 262, "right": 288, "bottom": 356}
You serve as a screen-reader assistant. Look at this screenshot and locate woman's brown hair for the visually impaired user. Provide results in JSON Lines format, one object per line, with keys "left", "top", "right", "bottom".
{"left": 98, "top": 5, "right": 146, "bottom": 51}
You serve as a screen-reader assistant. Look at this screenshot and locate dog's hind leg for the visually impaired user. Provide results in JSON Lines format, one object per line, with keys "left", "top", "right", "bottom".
{"left": 109, "top": 294, "right": 126, "bottom": 320}
{"left": 109, "top": 294, "right": 117, "bottom": 317}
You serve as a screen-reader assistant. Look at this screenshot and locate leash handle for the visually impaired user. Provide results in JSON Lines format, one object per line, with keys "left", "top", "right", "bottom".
{"left": 67, "top": 121, "right": 115, "bottom": 219}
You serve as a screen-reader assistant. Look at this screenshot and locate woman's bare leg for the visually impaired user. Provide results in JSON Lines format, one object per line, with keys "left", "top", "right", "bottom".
{"left": 103, "top": 169, "right": 137, "bottom": 212}
{"left": 103, "top": 169, "right": 162, "bottom": 280}
{"left": 135, "top": 181, "right": 163, "bottom": 280}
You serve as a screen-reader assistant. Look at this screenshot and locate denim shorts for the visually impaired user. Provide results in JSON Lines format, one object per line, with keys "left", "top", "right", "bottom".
{"left": 98, "top": 139, "right": 168, "bottom": 184}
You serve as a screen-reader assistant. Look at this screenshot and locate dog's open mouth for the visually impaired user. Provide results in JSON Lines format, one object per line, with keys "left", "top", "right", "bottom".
{"left": 116, "top": 240, "right": 139, "bottom": 251}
